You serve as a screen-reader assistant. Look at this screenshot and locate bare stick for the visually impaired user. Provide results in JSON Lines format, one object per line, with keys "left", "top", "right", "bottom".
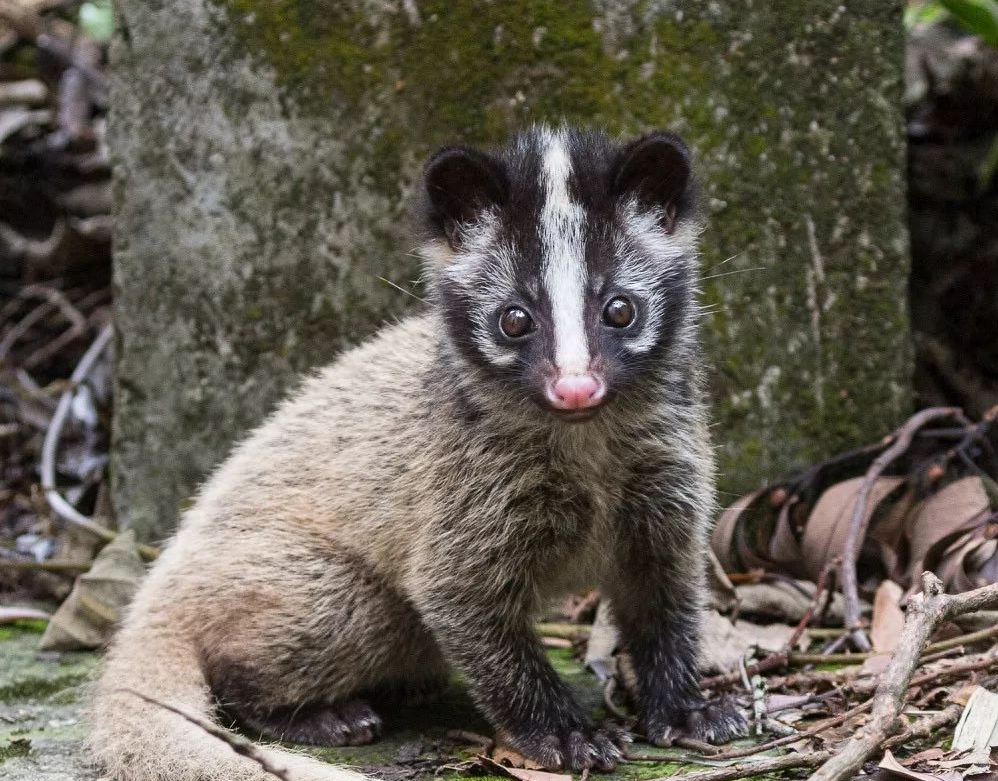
{"left": 702, "top": 558, "right": 837, "bottom": 689}
{"left": 674, "top": 737, "right": 721, "bottom": 756}
{"left": 841, "top": 407, "right": 970, "bottom": 651}
{"left": 808, "top": 573, "right": 998, "bottom": 781}
{"left": 771, "top": 648, "right": 998, "bottom": 694}
{"left": 122, "top": 689, "right": 292, "bottom": 781}
{"left": 445, "top": 729, "right": 495, "bottom": 751}
{"left": 703, "top": 698, "right": 871, "bottom": 761}
{"left": 0, "top": 607, "right": 51, "bottom": 624}
{"left": 647, "top": 749, "right": 833, "bottom": 781}
{"left": 880, "top": 702, "right": 963, "bottom": 751}
{"left": 0, "top": 558, "right": 91, "bottom": 574}
{"left": 651, "top": 696, "right": 969, "bottom": 781}
{"left": 784, "top": 556, "right": 838, "bottom": 652}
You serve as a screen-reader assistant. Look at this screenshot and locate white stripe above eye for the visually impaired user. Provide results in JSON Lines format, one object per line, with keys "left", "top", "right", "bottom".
{"left": 539, "top": 129, "right": 590, "bottom": 374}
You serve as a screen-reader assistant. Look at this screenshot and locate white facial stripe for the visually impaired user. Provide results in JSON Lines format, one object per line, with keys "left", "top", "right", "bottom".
{"left": 473, "top": 241, "right": 520, "bottom": 367}
{"left": 427, "top": 212, "right": 521, "bottom": 368}
{"left": 539, "top": 129, "right": 590, "bottom": 374}
{"left": 614, "top": 200, "right": 700, "bottom": 355}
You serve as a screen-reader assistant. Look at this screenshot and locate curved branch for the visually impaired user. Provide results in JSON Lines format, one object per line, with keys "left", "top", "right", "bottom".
{"left": 39, "top": 323, "right": 160, "bottom": 560}
{"left": 840, "top": 407, "right": 970, "bottom": 651}
{"left": 40, "top": 323, "right": 115, "bottom": 541}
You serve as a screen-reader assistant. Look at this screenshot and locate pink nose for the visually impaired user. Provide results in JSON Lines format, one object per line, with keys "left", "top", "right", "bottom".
{"left": 547, "top": 374, "right": 607, "bottom": 411}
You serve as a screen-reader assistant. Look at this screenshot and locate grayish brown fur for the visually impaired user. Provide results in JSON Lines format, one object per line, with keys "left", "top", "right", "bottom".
{"left": 88, "top": 126, "right": 743, "bottom": 781}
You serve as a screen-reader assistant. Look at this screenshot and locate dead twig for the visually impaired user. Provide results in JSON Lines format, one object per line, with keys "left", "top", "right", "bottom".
{"left": 645, "top": 691, "right": 968, "bottom": 781}
{"left": 701, "top": 698, "right": 872, "bottom": 761}
{"left": 445, "top": 730, "right": 494, "bottom": 751}
{"left": 122, "top": 689, "right": 292, "bottom": 781}
{"left": 0, "top": 558, "right": 90, "bottom": 574}
{"left": 840, "top": 407, "right": 970, "bottom": 652}
{"left": 880, "top": 701, "right": 963, "bottom": 750}
{"left": 701, "top": 652, "right": 792, "bottom": 690}
{"left": 623, "top": 751, "right": 691, "bottom": 761}
{"left": 648, "top": 748, "right": 833, "bottom": 781}
{"left": 0, "top": 1, "right": 109, "bottom": 99}
{"left": 0, "top": 284, "right": 88, "bottom": 365}
{"left": 766, "top": 647, "right": 998, "bottom": 694}
{"left": 808, "top": 572, "right": 998, "bottom": 781}
{"left": 703, "top": 558, "right": 838, "bottom": 690}
{"left": 0, "top": 607, "right": 51, "bottom": 624}
{"left": 784, "top": 556, "right": 839, "bottom": 654}
{"left": 535, "top": 622, "right": 590, "bottom": 640}
{"left": 673, "top": 737, "right": 721, "bottom": 756}
{"left": 920, "top": 622, "right": 998, "bottom": 654}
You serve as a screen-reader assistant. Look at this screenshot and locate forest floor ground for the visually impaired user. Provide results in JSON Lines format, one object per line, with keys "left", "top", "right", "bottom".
{"left": 0, "top": 622, "right": 694, "bottom": 781}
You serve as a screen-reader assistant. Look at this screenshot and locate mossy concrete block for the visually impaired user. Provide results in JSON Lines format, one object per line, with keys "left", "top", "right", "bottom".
{"left": 112, "top": 0, "right": 911, "bottom": 538}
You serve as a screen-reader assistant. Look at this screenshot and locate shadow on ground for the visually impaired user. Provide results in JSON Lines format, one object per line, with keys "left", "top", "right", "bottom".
{"left": 0, "top": 624, "right": 689, "bottom": 780}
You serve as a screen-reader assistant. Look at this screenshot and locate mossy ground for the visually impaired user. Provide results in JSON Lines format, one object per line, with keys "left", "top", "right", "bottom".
{"left": 0, "top": 624, "right": 100, "bottom": 780}
{"left": 0, "top": 625, "right": 758, "bottom": 780}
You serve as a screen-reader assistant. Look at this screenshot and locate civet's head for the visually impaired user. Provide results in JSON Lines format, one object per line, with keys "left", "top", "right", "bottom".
{"left": 419, "top": 126, "right": 701, "bottom": 422}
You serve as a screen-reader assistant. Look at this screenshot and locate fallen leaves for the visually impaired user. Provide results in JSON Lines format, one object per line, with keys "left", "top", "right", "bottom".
{"left": 479, "top": 756, "right": 571, "bottom": 781}
{"left": 714, "top": 472, "right": 998, "bottom": 597}
{"left": 872, "top": 580, "right": 907, "bottom": 654}
{"left": 39, "top": 528, "right": 144, "bottom": 650}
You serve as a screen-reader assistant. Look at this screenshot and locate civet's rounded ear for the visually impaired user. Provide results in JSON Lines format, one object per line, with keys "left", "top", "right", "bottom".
{"left": 611, "top": 131, "right": 694, "bottom": 233}
{"left": 422, "top": 146, "right": 508, "bottom": 247}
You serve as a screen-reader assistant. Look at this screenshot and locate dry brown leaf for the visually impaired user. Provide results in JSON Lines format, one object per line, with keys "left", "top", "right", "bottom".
{"left": 859, "top": 653, "right": 894, "bottom": 677}
{"left": 870, "top": 486, "right": 920, "bottom": 582}
{"left": 711, "top": 489, "right": 763, "bottom": 572}
{"left": 491, "top": 747, "right": 545, "bottom": 770}
{"left": 871, "top": 580, "right": 906, "bottom": 654}
{"left": 905, "top": 748, "right": 946, "bottom": 764}
{"left": 904, "top": 478, "right": 991, "bottom": 591}
{"left": 732, "top": 577, "right": 846, "bottom": 623}
{"left": 801, "top": 476, "right": 905, "bottom": 581}
{"left": 480, "top": 755, "right": 570, "bottom": 781}
{"left": 936, "top": 528, "right": 998, "bottom": 594}
{"left": 768, "top": 499, "right": 806, "bottom": 577}
{"left": 953, "top": 687, "right": 998, "bottom": 754}
{"left": 39, "top": 529, "right": 146, "bottom": 651}
{"left": 952, "top": 685, "right": 986, "bottom": 706}
{"left": 880, "top": 749, "right": 950, "bottom": 781}
{"left": 700, "top": 609, "right": 805, "bottom": 673}
{"left": 707, "top": 547, "right": 739, "bottom": 612}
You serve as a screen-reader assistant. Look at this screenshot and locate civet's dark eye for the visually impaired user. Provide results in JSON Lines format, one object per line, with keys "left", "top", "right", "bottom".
{"left": 603, "top": 296, "right": 636, "bottom": 328}
{"left": 499, "top": 306, "right": 533, "bottom": 338}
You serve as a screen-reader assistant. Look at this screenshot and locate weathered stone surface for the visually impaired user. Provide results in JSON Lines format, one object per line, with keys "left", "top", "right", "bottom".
{"left": 112, "top": 0, "right": 911, "bottom": 538}
{"left": 0, "top": 627, "right": 100, "bottom": 780}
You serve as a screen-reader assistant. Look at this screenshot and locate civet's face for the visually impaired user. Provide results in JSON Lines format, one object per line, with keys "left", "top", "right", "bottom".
{"left": 420, "top": 126, "right": 701, "bottom": 422}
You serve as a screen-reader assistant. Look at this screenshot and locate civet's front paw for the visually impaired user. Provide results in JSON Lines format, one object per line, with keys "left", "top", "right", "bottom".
{"left": 504, "top": 722, "right": 630, "bottom": 771}
{"left": 646, "top": 696, "right": 747, "bottom": 747}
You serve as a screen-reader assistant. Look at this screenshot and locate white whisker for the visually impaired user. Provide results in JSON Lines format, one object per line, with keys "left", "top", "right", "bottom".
{"left": 705, "top": 250, "right": 747, "bottom": 272}
{"left": 701, "top": 266, "right": 767, "bottom": 282}
{"left": 377, "top": 276, "right": 427, "bottom": 303}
